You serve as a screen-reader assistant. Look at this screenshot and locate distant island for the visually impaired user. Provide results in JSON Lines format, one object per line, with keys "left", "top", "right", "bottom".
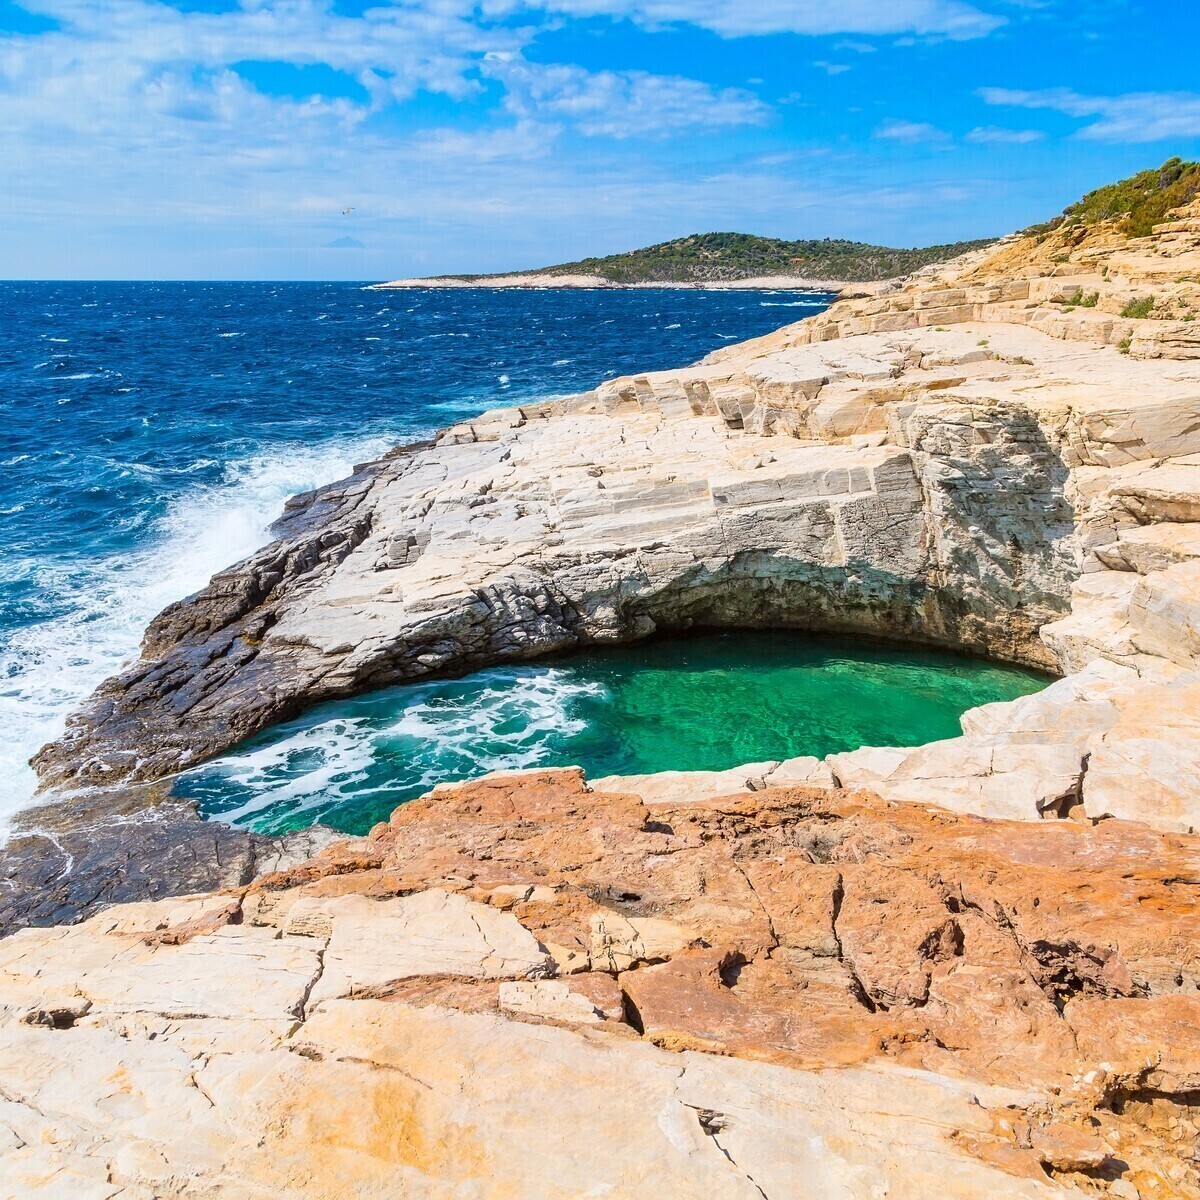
{"left": 377, "top": 231, "right": 998, "bottom": 290}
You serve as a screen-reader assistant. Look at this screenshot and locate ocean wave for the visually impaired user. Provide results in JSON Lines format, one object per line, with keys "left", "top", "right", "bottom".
{"left": 0, "top": 434, "right": 394, "bottom": 837}
{"left": 184, "top": 667, "right": 607, "bottom": 830}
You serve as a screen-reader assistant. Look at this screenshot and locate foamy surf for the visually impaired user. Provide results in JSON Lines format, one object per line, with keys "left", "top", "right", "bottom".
{"left": 0, "top": 436, "right": 393, "bottom": 837}
{"left": 179, "top": 668, "right": 608, "bottom": 833}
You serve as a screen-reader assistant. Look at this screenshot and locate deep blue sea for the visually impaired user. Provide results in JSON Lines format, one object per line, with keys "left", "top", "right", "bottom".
{"left": 0, "top": 281, "right": 835, "bottom": 827}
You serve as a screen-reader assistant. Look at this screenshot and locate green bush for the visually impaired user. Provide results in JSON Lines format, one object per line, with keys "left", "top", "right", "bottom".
{"left": 1121, "top": 297, "right": 1156, "bottom": 319}
{"left": 1028, "top": 158, "right": 1200, "bottom": 239}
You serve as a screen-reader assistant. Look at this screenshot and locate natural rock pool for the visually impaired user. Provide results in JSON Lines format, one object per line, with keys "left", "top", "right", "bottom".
{"left": 178, "top": 631, "right": 1048, "bottom": 836}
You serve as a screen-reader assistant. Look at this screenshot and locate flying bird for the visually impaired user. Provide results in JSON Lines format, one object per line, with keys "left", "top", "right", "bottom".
{"left": 342, "top": 207, "right": 354, "bottom": 216}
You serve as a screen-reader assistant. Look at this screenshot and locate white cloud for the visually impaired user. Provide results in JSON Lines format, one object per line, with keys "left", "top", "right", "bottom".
{"left": 0, "top": 0, "right": 783, "bottom": 277}
{"left": 813, "top": 61, "right": 851, "bottom": 75}
{"left": 965, "top": 125, "right": 1044, "bottom": 144}
{"left": 875, "top": 118, "right": 953, "bottom": 146}
{"left": 980, "top": 86, "right": 1200, "bottom": 142}
{"left": 483, "top": 54, "right": 769, "bottom": 138}
{"left": 524, "top": 0, "right": 1004, "bottom": 39}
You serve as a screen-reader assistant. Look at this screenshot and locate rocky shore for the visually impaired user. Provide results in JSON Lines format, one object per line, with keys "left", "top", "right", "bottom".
{"left": 3, "top": 188, "right": 1200, "bottom": 1196}
{"left": 33, "top": 204, "right": 1200, "bottom": 837}
{"left": 2, "top": 768, "right": 1198, "bottom": 1196}
{"left": 374, "top": 273, "right": 862, "bottom": 291}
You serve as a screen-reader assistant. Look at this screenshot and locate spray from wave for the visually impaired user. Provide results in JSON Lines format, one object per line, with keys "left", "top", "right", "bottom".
{"left": 179, "top": 667, "right": 608, "bottom": 834}
{"left": 0, "top": 436, "right": 393, "bottom": 834}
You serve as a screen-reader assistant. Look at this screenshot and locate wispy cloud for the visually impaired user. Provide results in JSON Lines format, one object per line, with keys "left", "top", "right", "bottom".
{"left": 529, "top": 0, "right": 1005, "bottom": 39}
{"left": 875, "top": 118, "right": 954, "bottom": 146}
{"left": 980, "top": 86, "right": 1200, "bottom": 142}
{"left": 813, "top": 61, "right": 851, "bottom": 75}
{"left": 965, "top": 125, "right": 1044, "bottom": 144}
{"left": 483, "top": 54, "right": 769, "bottom": 138}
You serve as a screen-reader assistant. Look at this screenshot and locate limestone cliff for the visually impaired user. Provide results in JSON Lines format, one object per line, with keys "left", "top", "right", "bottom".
{"left": 31, "top": 196, "right": 1200, "bottom": 839}
{"left": 5, "top": 177, "right": 1200, "bottom": 1200}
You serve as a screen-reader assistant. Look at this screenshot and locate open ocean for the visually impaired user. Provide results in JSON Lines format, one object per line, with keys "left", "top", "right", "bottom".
{"left": 0, "top": 281, "right": 836, "bottom": 829}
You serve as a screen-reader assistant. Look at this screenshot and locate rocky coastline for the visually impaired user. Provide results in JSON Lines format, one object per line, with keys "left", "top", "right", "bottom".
{"left": 374, "top": 273, "right": 867, "bottom": 291}
{"left": 3, "top": 192, "right": 1200, "bottom": 1196}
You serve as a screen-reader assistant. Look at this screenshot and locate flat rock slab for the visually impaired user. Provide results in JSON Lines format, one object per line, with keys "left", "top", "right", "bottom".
{"left": 2, "top": 768, "right": 1198, "bottom": 1197}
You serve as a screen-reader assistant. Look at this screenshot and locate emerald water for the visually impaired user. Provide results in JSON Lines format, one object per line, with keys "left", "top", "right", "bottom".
{"left": 180, "top": 631, "right": 1047, "bottom": 836}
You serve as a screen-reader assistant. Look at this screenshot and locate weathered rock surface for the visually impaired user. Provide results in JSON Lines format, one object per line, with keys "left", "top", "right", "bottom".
{"left": 2, "top": 769, "right": 1197, "bottom": 1198}
{"left": 29, "top": 199, "right": 1200, "bottom": 845}
{"left": 8, "top": 183, "right": 1200, "bottom": 1200}
{"left": 0, "top": 784, "right": 337, "bottom": 935}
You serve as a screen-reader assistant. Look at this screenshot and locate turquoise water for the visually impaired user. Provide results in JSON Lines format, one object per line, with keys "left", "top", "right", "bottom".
{"left": 0, "top": 282, "right": 833, "bottom": 826}
{"left": 178, "top": 631, "right": 1048, "bottom": 835}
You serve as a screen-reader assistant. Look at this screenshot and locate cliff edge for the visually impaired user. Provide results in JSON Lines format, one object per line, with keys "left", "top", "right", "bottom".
{"left": 4, "top": 164, "right": 1200, "bottom": 1199}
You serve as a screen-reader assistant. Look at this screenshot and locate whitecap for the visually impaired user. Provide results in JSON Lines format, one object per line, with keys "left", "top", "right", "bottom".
{"left": 185, "top": 668, "right": 608, "bottom": 830}
{"left": 0, "top": 434, "right": 396, "bottom": 837}
{"left": 759, "top": 300, "right": 828, "bottom": 308}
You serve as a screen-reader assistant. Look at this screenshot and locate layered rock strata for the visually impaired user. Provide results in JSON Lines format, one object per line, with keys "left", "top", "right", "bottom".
{"left": 31, "top": 200, "right": 1200, "bottom": 842}
{"left": 5, "top": 192, "right": 1200, "bottom": 1199}
{"left": 33, "top": 343, "right": 1080, "bottom": 791}
{"left": 1, "top": 769, "right": 1197, "bottom": 1198}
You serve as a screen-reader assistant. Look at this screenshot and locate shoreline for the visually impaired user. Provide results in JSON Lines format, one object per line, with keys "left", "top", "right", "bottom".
{"left": 372, "top": 272, "right": 891, "bottom": 294}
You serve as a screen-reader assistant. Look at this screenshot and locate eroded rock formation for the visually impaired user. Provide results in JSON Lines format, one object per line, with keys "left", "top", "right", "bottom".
{"left": 4, "top": 190, "right": 1200, "bottom": 1199}
{"left": 1, "top": 770, "right": 1197, "bottom": 1197}
{"left": 30, "top": 200, "right": 1200, "bottom": 841}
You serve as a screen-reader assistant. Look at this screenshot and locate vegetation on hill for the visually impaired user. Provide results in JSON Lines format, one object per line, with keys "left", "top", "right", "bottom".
{"left": 463, "top": 232, "right": 997, "bottom": 285}
{"left": 1031, "top": 157, "right": 1200, "bottom": 239}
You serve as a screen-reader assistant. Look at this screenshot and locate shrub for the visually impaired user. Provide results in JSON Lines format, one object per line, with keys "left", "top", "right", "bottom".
{"left": 1121, "top": 296, "right": 1155, "bottom": 319}
{"left": 1025, "top": 157, "right": 1200, "bottom": 239}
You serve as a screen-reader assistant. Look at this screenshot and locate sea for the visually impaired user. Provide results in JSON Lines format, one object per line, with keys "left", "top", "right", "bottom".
{"left": 0, "top": 281, "right": 838, "bottom": 831}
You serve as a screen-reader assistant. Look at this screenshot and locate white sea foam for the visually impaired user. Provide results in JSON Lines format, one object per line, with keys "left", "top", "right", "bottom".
{"left": 187, "top": 668, "right": 607, "bottom": 828}
{"left": 0, "top": 435, "right": 394, "bottom": 836}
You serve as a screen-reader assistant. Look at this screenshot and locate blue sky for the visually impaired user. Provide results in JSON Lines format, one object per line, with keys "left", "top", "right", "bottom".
{"left": 1, "top": 0, "right": 1198, "bottom": 279}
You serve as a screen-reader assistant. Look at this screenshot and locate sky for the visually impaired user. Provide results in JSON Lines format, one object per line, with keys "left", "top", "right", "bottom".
{"left": 1, "top": 0, "right": 1199, "bottom": 279}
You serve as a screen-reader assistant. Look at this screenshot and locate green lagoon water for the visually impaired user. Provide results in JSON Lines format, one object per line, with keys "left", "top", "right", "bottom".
{"left": 179, "top": 631, "right": 1048, "bottom": 836}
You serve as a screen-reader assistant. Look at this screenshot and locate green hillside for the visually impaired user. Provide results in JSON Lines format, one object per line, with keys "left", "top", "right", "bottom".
{"left": 1031, "top": 157, "right": 1200, "bottom": 238}
{"left": 467, "top": 232, "right": 997, "bottom": 285}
